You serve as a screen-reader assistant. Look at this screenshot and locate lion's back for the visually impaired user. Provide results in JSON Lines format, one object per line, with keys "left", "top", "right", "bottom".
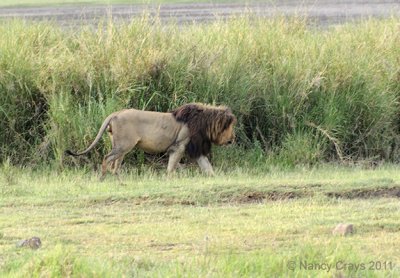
{"left": 113, "top": 109, "right": 185, "bottom": 153}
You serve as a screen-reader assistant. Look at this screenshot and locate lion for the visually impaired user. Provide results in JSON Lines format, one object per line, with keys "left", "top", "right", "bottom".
{"left": 65, "top": 103, "right": 236, "bottom": 180}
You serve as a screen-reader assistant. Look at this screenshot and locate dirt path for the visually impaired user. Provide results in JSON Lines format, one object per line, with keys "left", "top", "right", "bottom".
{"left": 0, "top": 1, "right": 399, "bottom": 27}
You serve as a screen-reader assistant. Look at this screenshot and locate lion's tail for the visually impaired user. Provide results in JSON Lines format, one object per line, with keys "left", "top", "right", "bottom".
{"left": 65, "top": 113, "right": 115, "bottom": 157}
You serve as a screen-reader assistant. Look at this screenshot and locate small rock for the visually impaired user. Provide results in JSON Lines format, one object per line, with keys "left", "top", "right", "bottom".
{"left": 332, "top": 223, "right": 354, "bottom": 236}
{"left": 16, "top": 237, "right": 42, "bottom": 249}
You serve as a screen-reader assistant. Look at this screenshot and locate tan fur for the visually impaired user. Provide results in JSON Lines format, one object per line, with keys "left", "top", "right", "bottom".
{"left": 65, "top": 104, "right": 236, "bottom": 180}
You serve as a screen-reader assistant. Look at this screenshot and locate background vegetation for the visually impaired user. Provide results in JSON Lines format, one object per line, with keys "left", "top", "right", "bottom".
{"left": 0, "top": 0, "right": 247, "bottom": 8}
{"left": 0, "top": 17, "right": 399, "bottom": 169}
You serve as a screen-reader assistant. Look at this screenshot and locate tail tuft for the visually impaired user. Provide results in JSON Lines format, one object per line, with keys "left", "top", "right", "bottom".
{"left": 65, "top": 150, "right": 79, "bottom": 156}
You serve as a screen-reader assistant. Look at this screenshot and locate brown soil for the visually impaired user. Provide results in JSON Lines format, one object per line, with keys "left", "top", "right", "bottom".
{"left": 326, "top": 186, "right": 400, "bottom": 199}
{"left": 81, "top": 186, "right": 400, "bottom": 208}
{"left": 230, "top": 190, "right": 307, "bottom": 203}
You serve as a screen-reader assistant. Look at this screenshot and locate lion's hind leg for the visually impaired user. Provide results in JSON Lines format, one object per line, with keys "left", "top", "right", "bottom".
{"left": 111, "top": 155, "right": 127, "bottom": 184}
{"left": 100, "top": 149, "right": 126, "bottom": 181}
{"left": 111, "top": 156, "right": 125, "bottom": 175}
{"left": 100, "top": 128, "right": 139, "bottom": 181}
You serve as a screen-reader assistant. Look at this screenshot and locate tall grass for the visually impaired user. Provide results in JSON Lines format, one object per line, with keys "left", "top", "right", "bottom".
{"left": 0, "top": 16, "right": 399, "bottom": 167}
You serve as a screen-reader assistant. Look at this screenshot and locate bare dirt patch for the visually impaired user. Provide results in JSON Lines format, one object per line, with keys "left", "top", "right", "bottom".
{"left": 229, "top": 190, "right": 307, "bottom": 204}
{"left": 74, "top": 185, "right": 400, "bottom": 208}
{"left": 326, "top": 186, "right": 400, "bottom": 199}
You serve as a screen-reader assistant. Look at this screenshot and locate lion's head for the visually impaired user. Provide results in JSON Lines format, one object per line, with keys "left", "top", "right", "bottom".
{"left": 172, "top": 103, "right": 236, "bottom": 158}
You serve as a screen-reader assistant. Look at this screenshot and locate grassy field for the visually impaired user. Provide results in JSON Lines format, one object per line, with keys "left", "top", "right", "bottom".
{"left": 1, "top": 164, "right": 399, "bottom": 277}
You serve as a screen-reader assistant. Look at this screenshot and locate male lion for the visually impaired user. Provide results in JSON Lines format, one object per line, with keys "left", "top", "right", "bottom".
{"left": 65, "top": 103, "right": 236, "bottom": 180}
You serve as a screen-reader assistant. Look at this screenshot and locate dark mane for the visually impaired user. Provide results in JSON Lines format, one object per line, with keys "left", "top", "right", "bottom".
{"left": 171, "top": 103, "right": 236, "bottom": 158}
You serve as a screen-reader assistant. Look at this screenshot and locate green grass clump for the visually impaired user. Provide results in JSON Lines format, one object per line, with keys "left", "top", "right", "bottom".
{"left": 0, "top": 17, "right": 399, "bottom": 167}
{"left": 1, "top": 245, "right": 121, "bottom": 277}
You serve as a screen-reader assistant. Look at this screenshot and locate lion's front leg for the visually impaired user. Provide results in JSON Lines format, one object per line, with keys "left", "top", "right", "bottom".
{"left": 167, "top": 138, "right": 189, "bottom": 174}
{"left": 167, "top": 127, "right": 190, "bottom": 175}
{"left": 167, "top": 150, "right": 185, "bottom": 175}
{"left": 196, "top": 155, "right": 215, "bottom": 176}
